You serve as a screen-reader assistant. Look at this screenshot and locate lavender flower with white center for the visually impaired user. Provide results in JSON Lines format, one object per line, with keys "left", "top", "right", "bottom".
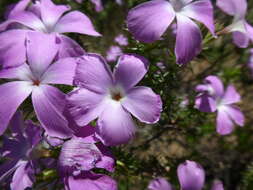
{"left": 67, "top": 53, "right": 162, "bottom": 146}
{"left": 0, "top": 32, "right": 77, "bottom": 138}
{"left": 58, "top": 126, "right": 117, "bottom": 190}
{"left": 195, "top": 75, "right": 245, "bottom": 135}
{"left": 217, "top": 0, "right": 253, "bottom": 48}
{"left": 177, "top": 160, "right": 205, "bottom": 190}
{"left": 114, "top": 34, "right": 128, "bottom": 46}
{"left": 0, "top": 112, "right": 42, "bottom": 190}
{"left": 127, "top": 0, "right": 215, "bottom": 65}
{"left": 148, "top": 177, "right": 173, "bottom": 190}
{"left": 106, "top": 45, "right": 123, "bottom": 62}
{"left": 0, "top": 0, "right": 100, "bottom": 68}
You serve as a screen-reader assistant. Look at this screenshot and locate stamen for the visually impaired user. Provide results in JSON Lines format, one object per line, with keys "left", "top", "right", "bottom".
{"left": 112, "top": 92, "right": 122, "bottom": 101}
{"left": 33, "top": 79, "right": 40, "bottom": 86}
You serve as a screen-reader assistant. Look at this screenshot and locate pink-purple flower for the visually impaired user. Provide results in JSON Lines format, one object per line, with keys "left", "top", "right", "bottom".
{"left": 148, "top": 177, "right": 173, "bottom": 190}
{"left": 67, "top": 53, "right": 162, "bottom": 146}
{"left": 217, "top": 0, "right": 253, "bottom": 48}
{"left": 195, "top": 75, "right": 245, "bottom": 135}
{"left": 0, "top": 32, "right": 76, "bottom": 138}
{"left": 127, "top": 0, "right": 215, "bottom": 65}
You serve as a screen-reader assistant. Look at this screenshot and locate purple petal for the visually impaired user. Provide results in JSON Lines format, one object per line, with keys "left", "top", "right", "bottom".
{"left": 177, "top": 160, "right": 205, "bottom": 190}
{"left": 211, "top": 180, "right": 224, "bottom": 190}
{"left": 0, "top": 160, "right": 19, "bottom": 182}
{"left": 232, "top": 31, "right": 249, "bottom": 48}
{"left": 122, "top": 86, "right": 162, "bottom": 123}
{"left": 97, "top": 101, "right": 136, "bottom": 146}
{"left": 148, "top": 177, "right": 173, "bottom": 190}
{"left": 0, "top": 30, "right": 27, "bottom": 69}
{"left": 67, "top": 88, "right": 107, "bottom": 126}
{"left": 114, "top": 54, "right": 149, "bottom": 91}
{"left": 95, "top": 143, "right": 115, "bottom": 172}
{"left": 10, "top": 161, "right": 34, "bottom": 190}
{"left": 66, "top": 172, "right": 117, "bottom": 190}
{"left": 39, "top": 0, "right": 70, "bottom": 30}
{"left": 175, "top": 14, "right": 202, "bottom": 65}
{"left": 221, "top": 85, "right": 241, "bottom": 105}
{"left": 32, "top": 85, "right": 73, "bottom": 138}
{"left": 216, "top": 0, "right": 247, "bottom": 18}
{"left": 195, "top": 94, "right": 217, "bottom": 112}
{"left": 5, "top": 0, "right": 31, "bottom": 19}
{"left": 205, "top": 75, "right": 224, "bottom": 97}
{"left": 216, "top": 109, "right": 234, "bottom": 135}
{"left": 127, "top": 0, "right": 175, "bottom": 43}
{"left": 0, "top": 82, "right": 32, "bottom": 135}
{"left": 26, "top": 32, "right": 59, "bottom": 78}
{"left": 74, "top": 54, "right": 113, "bottom": 93}
{"left": 223, "top": 105, "right": 244, "bottom": 127}
{"left": 24, "top": 120, "right": 42, "bottom": 148}
{"left": 41, "top": 57, "right": 77, "bottom": 85}
{"left": 181, "top": 0, "right": 215, "bottom": 35}
{"left": 54, "top": 11, "right": 101, "bottom": 36}
{"left": 245, "top": 22, "right": 253, "bottom": 42}
{"left": 90, "top": 0, "right": 104, "bottom": 12}
{"left": 106, "top": 46, "right": 122, "bottom": 62}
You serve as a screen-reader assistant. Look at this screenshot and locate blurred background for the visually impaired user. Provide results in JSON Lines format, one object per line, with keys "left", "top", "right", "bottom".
{"left": 0, "top": 0, "right": 253, "bottom": 189}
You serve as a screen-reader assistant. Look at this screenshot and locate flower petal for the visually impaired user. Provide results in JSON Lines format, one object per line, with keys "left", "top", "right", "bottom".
{"left": 127, "top": 0, "right": 175, "bottom": 43}
{"left": 0, "top": 81, "right": 32, "bottom": 135}
{"left": 32, "top": 85, "right": 73, "bottom": 138}
{"left": 74, "top": 54, "right": 113, "bottom": 93}
{"left": 54, "top": 11, "right": 101, "bottom": 36}
{"left": 0, "top": 160, "right": 20, "bottom": 182}
{"left": 122, "top": 86, "right": 162, "bottom": 123}
{"left": 224, "top": 106, "right": 244, "bottom": 127}
{"left": 148, "top": 177, "right": 173, "bottom": 190}
{"left": 39, "top": 0, "right": 70, "bottom": 30}
{"left": 0, "top": 30, "right": 27, "bottom": 69}
{"left": 114, "top": 54, "right": 149, "bottom": 91}
{"left": 26, "top": 32, "right": 59, "bottom": 78}
{"left": 97, "top": 100, "right": 136, "bottom": 146}
{"left": 10, "top": 161, "right": 34, "bottom": 190}
{"left": 216, "top": 109, "right": 234, "bottom": 135}
{"left": 195, "top": 94, "right": 217, "bottom": 112}
{"left": 232, "top": 31, "right": 249, "bottom": 48}
{"left": 221, "top": 85, "right": 241, "bottom": 105}
{"left": 67, "top": 88, "right": 106, "bottom": 126}
{"left": 205, "top": 75, "right": 224, "bottom": 97}
{"left": 41, "top": 57, "right": 77, "bottom": 85}
{"left": 245, "top": 22, "right": 253, "bottom": 42}
{"left": 216, "top": 0, "right": 247, "bottom": 18}
{"left": 95, "top": 143, "right": 115, "bottom": 172}
{"left": 175, "top": 14, "right": 202, "bottom": 65}
{"left": 211, "top": 180, "right": 224, "bottom": 190}
{"left": 181, "top": 0, "right": 215, "bottom": 35}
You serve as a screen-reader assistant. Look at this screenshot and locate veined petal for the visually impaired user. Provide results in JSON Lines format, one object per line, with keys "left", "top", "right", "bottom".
{"left": 54, "top": 11, "right": 101, "bottom": 36}
{"left": 74, "top": 54, "right": 113, "bottom": 94}
{"left": 41, "top": 57, "right": 77, "bottom": 85}
{"left": 26, "top": 32, "right": 59, "bottom": 78}
{"left": 221, "top": 85, "right": 241, "bottom": 105}
{"left": 114, "top": 54, "right": 149, "bottom": 91}
{"left": 127, "top": 0, "right": 175, "bottom": 43}
{"left": 175, "top": 14, "right": 202, "bottom": 65}
{"left": 122, "top": 86, "right": 162, "bottom": 124}
{"left": 216, "top": 0, "right": 247, "bottom": 18}
{"left": 216, "top": 109, "right": 234, "bottom": 135}
{"left": 181, "top": 0, "right": 215, "bottom": 35}
{"left": 97, "top": 100, "right": 136, "bottom": 146}
{"left": 39, "top": 0, "right": 70, "bottom": 30}
{"left": 0, "top": 81, "right": 32, "bottom": 135}
{"left": 0, "top": 30, "right": 27, "bottom": 69}
{"left": 32, "top": 85, "right": 73, "bottom": 138}
{"left": 67, "top": 88, "right": 106, "bottom": 126}
{"left": 224, "top": 105, "right": 244, "bottom": 127}
{"left": 232, "top": 31, "right": 249, "bottom": 48}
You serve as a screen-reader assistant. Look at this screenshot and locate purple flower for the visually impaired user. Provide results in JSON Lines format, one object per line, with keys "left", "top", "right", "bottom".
{"left": 114, "top": 34, "right": 128, "bottom": 46}
{"left": 0, "top": 112, "right": 42, "bottom": 190}
{"left": 106, "top": 45, "right": 123, "bottom": 62}
{"left": 248, "top": 49, "right": 253, "bottom": 76}
{"left": 127, "top": 0, "right": 215, "bottom": 65}
{"left": 67, "top": 53, "right": 162, "bottom": 146}
{"left": 195, "top": 75, "right": 245, "bottom": 135}
{"left": 211, "top": 180, "right": 224, "bottom": 190}
{"left": 217, "top": 0, "right": 253, "bottom": 48}
{"left": 0, "top": 32, "right": 76, "bottom": 138}
{"left": 177, "top": 160, "right": 205, "bottom": 190}
{"left": 58, "top": 125, "right": 117, "bottom": 190}
{"left": 75, "top": 0, "right": 103, "bottom": 12}
{"left": 148, "top": 177, "right": 173, "bottom": 190}
{"left": 0, "top": 0, "right": 100, "bottom": 68}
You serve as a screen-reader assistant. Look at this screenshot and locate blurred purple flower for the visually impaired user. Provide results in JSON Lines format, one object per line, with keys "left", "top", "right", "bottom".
{"left": 211, "top": 180, "right": 224, "bottom": 190}
{"left": 67, "top": 53, "right": 162, "bottom": 146}
{"left": 177, "top": 160, "right": 205, "bottom": 190}
{"left": 195, "top": 75, "right": 245, "bottom": 135}
{"left": 0, "top": 32, "right": 76, "bottom": 138}
{"left": 0, "top": 112, "right": 42, "bottom": 190}
{"left": 148, "top": 177, "right": 173, "bottom": 190}
{"left": 127, "top": 0, "right": 215, "bottom": 65}
{"left": 217, "top": 0, "right": 253, "bottom": 48}
{"left": 106, "top": 45, "right": 123, "bottom": 62}
{"left": 58, "top": 126, "right": 117, "bottom": 190}
{"left": 115, "top": 34, "right": 128, "bottom": 46}
{"left": 0, "top": 0, "right": 100, "bottom": 68}
{"left": 248, "top": 49, "right": 253, "bottom": 76}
